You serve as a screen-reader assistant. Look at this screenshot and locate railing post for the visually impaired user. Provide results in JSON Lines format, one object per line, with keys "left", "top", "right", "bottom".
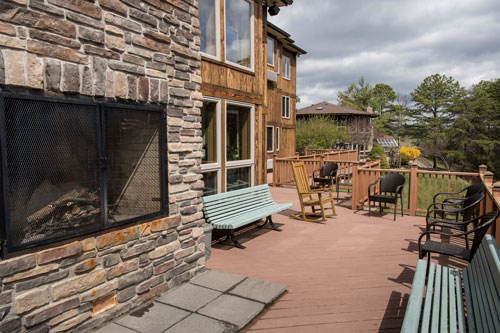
{"left": 409, "top": 162, "right": 418, "bottom": 216}
{"left": 351, "top": 161, "right": 360, "bottom": 210}
{"left": 272, "top": 153, "right": 278, "bottom": 187}
{"left": 479, "top": 164, "right": 488, "bottom": 178}
{"left": 320, "top": 154, "right": 325, "bottom": 169}
{"left": 493, "top": 182, "right": 500, "bottom": 240}
{"left": 484, "top": 171, "right": 494, "bottom": 187}
{"left": 296, "top": 152, "right": 299, "bottom": 160}
{"left": 305, "top": 147, "right": 309, "bottom": 155}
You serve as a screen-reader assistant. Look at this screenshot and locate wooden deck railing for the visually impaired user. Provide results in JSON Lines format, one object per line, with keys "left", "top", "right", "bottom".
{"left": 272, "top": 149, "right": 358, "bottom": 186}
{"left": 478, "top": 167, "right": 500, "bottom": 242}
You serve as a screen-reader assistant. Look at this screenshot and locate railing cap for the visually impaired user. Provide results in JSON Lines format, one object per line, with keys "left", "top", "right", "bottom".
{"left": 376, "top": 156, "right": 381, "bottom": 160}
{"left": 410, "top": 162, "right": 418, "bottom": 168}
{"left": 493, "top": 182, "right": 500, "bottom": 190}
{"left": 479, "top": 164, "right": 488, "bottom": 170}
{"left": 484, "top": 171, "right": 494, "bottom": 178}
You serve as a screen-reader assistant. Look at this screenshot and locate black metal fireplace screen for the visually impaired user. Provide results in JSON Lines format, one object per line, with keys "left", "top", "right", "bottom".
{"left": 0, "top": 94, "right": 167, "bottom": 252}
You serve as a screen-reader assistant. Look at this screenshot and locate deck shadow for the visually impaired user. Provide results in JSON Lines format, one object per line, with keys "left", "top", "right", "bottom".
{"left": 210, "top": 221, "right": 284, "bottom": 250}
{"left": 378, "top": 290, "right": 408, "bottom": 331}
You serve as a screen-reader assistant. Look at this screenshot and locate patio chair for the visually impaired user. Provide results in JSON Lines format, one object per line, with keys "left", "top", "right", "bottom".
{"left": 432, "top": 183, "right": 484, "bottom": 218}
{"left": 426, "top": 192, "right": 485, "bottom": 248}
{"left": 418, "top": 211, "right": 499, "bottom": 262}
{"left": 312, "top": 162, "right": 338, "bottom": 189}
{"left": 368, "top": 173, "right": 405, "bottom": 221}
{"left": 291, "top": 161, "right": 336, "bottom": 222}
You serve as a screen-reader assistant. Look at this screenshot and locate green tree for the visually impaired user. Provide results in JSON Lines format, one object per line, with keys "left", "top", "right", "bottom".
{"left": 409, "top": 73, "right": 461, "bottom": 168}
{"left": 368, "top": 143, "right": 390, "bottom": 169}
{"left": 295, "top": 115, "right": 348, "bottom": 154}
{"left": 372, "top": 83, "right": 397, "bottom": 114}
{"left": 337, "top": 76, "right": 373, "bottom": 111}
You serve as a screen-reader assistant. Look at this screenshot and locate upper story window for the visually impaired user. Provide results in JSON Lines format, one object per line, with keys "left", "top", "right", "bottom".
{"left": 282, "top": 55, "right": 291, "bottom": 80}
{"left": 266, "top": 125, "right": 274, "bottom": 152}
{"left": 200, "top": 0, "right": 219, "bottom": 58}
{"left": 225, "top": 0, "right": 253, "bottom": 70}
{"left": 267, "top": 37, "right": 274, "bottom": 66}
{"left": 276, "top": 48, "right": 280, "bottom": 74}
{"left": 281, "top": 96, "right": 290, "bottom": 118}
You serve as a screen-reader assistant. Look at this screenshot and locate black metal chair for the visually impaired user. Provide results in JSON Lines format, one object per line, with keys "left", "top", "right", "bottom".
{"left": 419, "top": 211, "right": 499, "bottom": 262}
{"left": 432, "top": 183, "right": 484, "bottom": 208}
{"left": 312, "top": 162, "right": 338, "bottom": 189}
{"left": 335, "top": 168, "right": 352, "bottom": 201}
{"left": 368, "top": 173, "right": 406, "bottom": 221}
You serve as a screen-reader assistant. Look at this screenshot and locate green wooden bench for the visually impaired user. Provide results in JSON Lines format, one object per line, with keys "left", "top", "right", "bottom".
{"left": 401, "top": 234, "right": 500, "bottom": 332}
{"left": 202, "top": 184, "right": 292, "bottom": 249}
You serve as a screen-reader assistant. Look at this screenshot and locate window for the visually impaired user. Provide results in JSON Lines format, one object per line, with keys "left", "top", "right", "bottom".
{"left": 0, "top": 94, "right": 167, "bottom": 251}
{"left": 226, "top": 105, "right": 251, "bottom": 161}
{"left": 281, "top": 96, "right": 290, "bottom": 118}
{"left": 266, "top": 125, "right": 274, "bottom": 152}
{"left": 226, "top": 167, "right": 251, "bottom": 192}
{"left": 282, "top": 55, "right": 290, "bottom": 79}
{"left": 267, "top": 37, "right": 274, "bottom": 66}
{"left": 199, "top": 0, "right": 219, "bottom": 58}
{"left": 201, "top": 98, "right": 221, "bottom": 196}
{"left": 276, "top": 127, "right": 280, "bottom": 151}
{"left": 276, "top": 48, "right": 280, "bottom": 74}
{"left": 225, "top": 0, "right": 253, "bottom": 69}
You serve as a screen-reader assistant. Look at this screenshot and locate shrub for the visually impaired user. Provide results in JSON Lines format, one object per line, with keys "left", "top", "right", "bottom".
{"left": 295, "top": 115, "right": 348, "bottom": 154}
{"left": 400, "top": 146, "right": 421, "bottom": 164}
{"left": 368, "top": 143, "right": 390, "bottom": 168}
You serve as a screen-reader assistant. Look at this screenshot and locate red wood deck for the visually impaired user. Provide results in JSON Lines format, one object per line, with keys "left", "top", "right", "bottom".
{"left": 207, "top": 186, "right": 466, "bottom": 332}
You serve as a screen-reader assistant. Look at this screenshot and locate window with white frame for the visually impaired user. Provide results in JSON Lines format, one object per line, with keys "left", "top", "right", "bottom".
{"left": 225, "top": 0, "right": 253, "bottom": 69}
{"left": 282, "top": 55, "right": 290, "bottom": 79}
{"left": 266, "top": 125, "right": 274, "bottom": 152}
{"left": 267, "top": 37, "right": 274, "bottom": 66}
{"left": 276, "top": 48, "right": 280, "bottom": 74}
{"left": 201, "top": 98, "right": 221, "bottom": 196}
{"left": 226, "top": 101, "right": 254, "bottom": 192}
{"left": 276, "top": 127, "right": 280, "bottom": 151}
{"left": 199, "top": 0, "right": 219, "bottom": 58}
{"left": 281, "top": 96, "right": 290, "bottom": 118}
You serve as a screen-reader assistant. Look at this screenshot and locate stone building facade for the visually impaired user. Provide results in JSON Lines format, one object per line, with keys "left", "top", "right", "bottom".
{"left": 0, "top": 0, "right": 205, "bottom": 332}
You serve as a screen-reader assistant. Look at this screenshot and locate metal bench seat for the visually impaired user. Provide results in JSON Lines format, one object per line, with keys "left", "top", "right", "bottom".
{"left": 202, "top": 184, "right": 292, "bottom": 248}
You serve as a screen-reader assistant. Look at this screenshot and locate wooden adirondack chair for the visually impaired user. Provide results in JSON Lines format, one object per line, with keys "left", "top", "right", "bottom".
{"left": 291, "top": 161, "right": 336, "bottom": 222}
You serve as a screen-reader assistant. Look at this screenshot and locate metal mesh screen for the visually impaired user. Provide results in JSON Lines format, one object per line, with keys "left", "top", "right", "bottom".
{"left": 104, "top": 107, "right": 162, "bottom": 224}
{"left": 3, "top": 97, "right": 102, "bottom": 249}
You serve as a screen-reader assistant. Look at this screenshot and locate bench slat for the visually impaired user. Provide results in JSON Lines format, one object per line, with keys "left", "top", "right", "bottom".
{"left": 440, "top": 266, "right": 448, "bottom": 333}
{"left": 467, "top": 264, "right": 484, "bottom": 332}
{"left": 204, "top": 196, "right": 274, "bottom": 218}
{"left": 202, "top": 190, "right": 273, "bottom": 209}
{"left": 470, "top": 251, "right": 495, "bottom": 332}
{"left": 210, "top": 203, "right": 292, "bottom": 229}
{"left": 462, "top": 267, "right": 476, "bottom": 333}
{"left": 455, "top": 269, "right": 465, "bottom": 333}
{"left": 421, "top": 262, "right": 436, "bottom": 333}
{"left": 448, "top": 268, "right": 457, "bottom": 333}
{"left": 202, "top": 184, "right": 270, "bottom": 203}
{"left": 430, "top": 264, "right": 442, "bottom": 333}
{"left": 205, "top": 202, "right": 275, "bottom": 223}
{"left": 401, "top": 259, "right": 427, "bottom": 333}
{"left": 482, "top": 235, "right": 500, "bottom": 297}
{"left": 475, "top": 246, "right": 500, "bottom": 332}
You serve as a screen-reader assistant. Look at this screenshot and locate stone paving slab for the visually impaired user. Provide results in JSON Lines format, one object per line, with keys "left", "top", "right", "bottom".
{"left": 157, "top": 283, "right": 221, "bottom": 312}
{"left": 190, "top": 269, "right": 245, "bottom": 292}
{"left": 197, "top": 294, "right": 264, "bottom": 329}
{"left": 116, "top": 302, "right": 190, "bottom": 333}
{"left": 165, "top": 313, "right": 236, "bottom": 333}
{"left": 229, "top": 277, "right": 286, "bottom": 305}
{"left": 94, "top": 323, "right": 137, "bottom": 333}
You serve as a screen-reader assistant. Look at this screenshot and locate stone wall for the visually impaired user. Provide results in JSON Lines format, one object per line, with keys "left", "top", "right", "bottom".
{"left": 0, "top": 0, "right": 205, "bottom": 332}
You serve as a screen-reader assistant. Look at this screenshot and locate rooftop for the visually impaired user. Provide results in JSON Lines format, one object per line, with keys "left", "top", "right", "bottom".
{"left": 208, "top": 185, "right": 465, "bottom": 332}
{"left": 297, "top": 102, "right": 378, "bottom": 118}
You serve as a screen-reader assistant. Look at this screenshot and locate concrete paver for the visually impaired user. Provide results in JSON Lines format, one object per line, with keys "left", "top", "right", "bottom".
{"left": 165, "top": 313, "right": 235, "bottom": 333}
{"left": 93, "top": 323, "right": 137, "bottom": 333}
{"left": 116, "top": 302, "right": 189, "bottom": 333}
{"left": 190, "top": 269, "right": 246, "bottom": 292}
{"left": 229, "top": 278, "right": 286, "bottom": 305}
{"left": 157, "top": 283, "right": 221, "bottom": 312}
{"left": 198, "top": 294, "right": 264, "bottom": 329}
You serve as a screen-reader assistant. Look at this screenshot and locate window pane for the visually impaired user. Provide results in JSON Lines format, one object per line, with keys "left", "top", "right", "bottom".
{"left": 283, "top": 56, "right": 290, "bottom": 79}
{"left": 225, "top": 0, "right": 251, "bottom": 68}
{"left": 226, "top": 105, "right": 250, "bottom": 161}
{"left": 202, "top": 101, "right": 217, "bottom": 164}
{"left": 202, "top": 171, "right": 218, "bottom": 196}
{"left": 200, "top": 0, "right": 217, "bottom": 56}
{"left": 267, "top": 126, "right": 273, "bottom": 152}
{"left": 227, "top": 167, "right": 251, "bottom": 192}
{"left": 277, "top": 48, "right": 280, "bottom": 73}
{"left": 267, "top": 37, "right": 274, "bottom": 65}
{"left": 105, "top": 107, "right": 162, "bottom": 223}
{"left": 276, "top": 127, "right": 280, "bottom": 151}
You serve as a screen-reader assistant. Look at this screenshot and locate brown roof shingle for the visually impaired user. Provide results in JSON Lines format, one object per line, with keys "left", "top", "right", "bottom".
{"left": 297, "top": 101, "right": 377, "bottom": 118}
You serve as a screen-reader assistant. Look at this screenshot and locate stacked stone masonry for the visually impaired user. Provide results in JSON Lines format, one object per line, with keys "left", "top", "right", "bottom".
{"left": 0, "top": 0, "right": 205, "bottom": 332}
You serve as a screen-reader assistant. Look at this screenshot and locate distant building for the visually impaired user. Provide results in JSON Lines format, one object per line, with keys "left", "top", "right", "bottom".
{"left": 296, "top": 101, "right": 377, "bottom": 151}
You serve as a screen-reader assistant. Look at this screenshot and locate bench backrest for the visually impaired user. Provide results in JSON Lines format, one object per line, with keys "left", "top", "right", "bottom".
{"left": 466, "top": 234, "right": 500, "bottom": 331}
{"left": 202, "top": 184, "right": 274, "bottom": 223}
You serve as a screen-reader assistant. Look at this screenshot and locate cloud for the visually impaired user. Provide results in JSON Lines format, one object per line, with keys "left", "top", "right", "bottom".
{"left": 270, "top": 0, "right": 500, "bottom": 108}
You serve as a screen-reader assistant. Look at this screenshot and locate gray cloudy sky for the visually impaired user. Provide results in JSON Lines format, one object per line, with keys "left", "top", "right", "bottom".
{"left": 269, "top": 0, "right": 500, "bottom": 109}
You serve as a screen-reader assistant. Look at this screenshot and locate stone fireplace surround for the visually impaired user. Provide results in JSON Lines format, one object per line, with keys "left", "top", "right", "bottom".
{"left": 0, "top": 0, "right": 205, "bottom": 332}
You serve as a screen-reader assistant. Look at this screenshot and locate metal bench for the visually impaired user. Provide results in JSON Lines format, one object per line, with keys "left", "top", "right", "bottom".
{"left": 202, "top": 184, "right": 292, "bottom": 249}
{"left": 401, "top": 234, "right": 500, "bottom": 332}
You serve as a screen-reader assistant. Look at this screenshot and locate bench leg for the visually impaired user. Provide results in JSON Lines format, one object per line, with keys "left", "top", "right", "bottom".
{"left": 229, "top": 230, "right": 246, "bottom": 249}
{"left": 266, "top": 216, "right": 282, "bottom": 232}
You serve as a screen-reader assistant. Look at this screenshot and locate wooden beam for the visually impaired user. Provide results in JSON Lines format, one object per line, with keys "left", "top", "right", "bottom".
{"left": 201, "top": 83, "right": 264, "bottom": 105}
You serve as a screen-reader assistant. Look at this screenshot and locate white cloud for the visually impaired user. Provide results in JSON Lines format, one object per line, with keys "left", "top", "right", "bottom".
{"left": 271, "top": 0, "right": 500, "bottom": 109}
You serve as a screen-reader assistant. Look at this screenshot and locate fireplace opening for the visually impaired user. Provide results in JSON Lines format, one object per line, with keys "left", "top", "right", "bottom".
{"left": 0, "top": 94, "right": 167, "bottom": 253}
